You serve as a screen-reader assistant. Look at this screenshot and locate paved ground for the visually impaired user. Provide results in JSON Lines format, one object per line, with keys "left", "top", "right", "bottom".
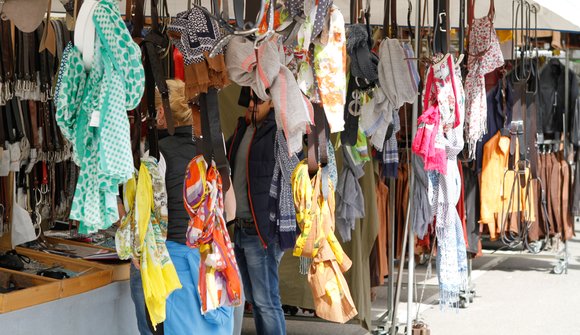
{"left": 242, "top": 220, "right": 580, "bottom": 334}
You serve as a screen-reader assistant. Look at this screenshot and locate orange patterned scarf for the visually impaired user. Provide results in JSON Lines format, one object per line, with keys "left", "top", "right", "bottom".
{"left": 183, "top": 155, "right": 242, "bottom": 313}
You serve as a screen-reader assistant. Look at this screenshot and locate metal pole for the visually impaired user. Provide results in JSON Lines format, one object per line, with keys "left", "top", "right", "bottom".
{"left": 390, "top": 187, "right": 410, "bottom": 335}
{"left": 406, "top": 1, "right": 421, "bottom": 333}
{"left": 388, "top": 178, "right": 396, "bottom": 321}
{"left": 564, "top": 48, "right": 569, "bottom": 160}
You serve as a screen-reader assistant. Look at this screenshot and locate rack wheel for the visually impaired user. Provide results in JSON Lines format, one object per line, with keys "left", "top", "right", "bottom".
{"left": 553, "top": 262, "right": 565, "bottom": 275}
{"left": 418, "top": 253, "right": 429, "bottom": 265}
{"left": 459, "top": 298, "right": 468, "bottom": 309}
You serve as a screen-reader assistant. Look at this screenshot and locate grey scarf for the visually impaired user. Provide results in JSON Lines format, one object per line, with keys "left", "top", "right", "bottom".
{"left": 335, "top": 145, "right": 365, "bottom": 242}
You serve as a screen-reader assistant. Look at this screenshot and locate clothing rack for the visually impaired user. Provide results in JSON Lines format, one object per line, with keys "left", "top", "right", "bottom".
{"left": 475, "top": 49, "right": 578, "bottom": 276}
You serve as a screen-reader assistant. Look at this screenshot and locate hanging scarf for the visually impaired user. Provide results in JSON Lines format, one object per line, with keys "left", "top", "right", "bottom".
{"left": 226, "top": 35, "right": 313, "bottom": 155}
{"left": 295, "top": 4, "right": 347, "bottom": 133}
{"left": 183, "top": 155, "right": 242, "bottom": 313}
{"left": 55, "top": 0, "right": 144, "bottom": 234}
{"left": 115, "top": 156, "right": 182, "bottom": 328}
{"left": 382, "top": 110, "right": 401, "bottom": 178}
{"left": 412, "top": 54, "right": 461, "bottom": 175}
{"left": 168, "top": 7, "right": 230, "bottom": 101}
{"left": 427, "top": 57, "right": 468, "bottom": 309}
{"left": 464, "top": 15, "right": 504, "bottom": 159}
{"left": 335, "top": 131, "right": 368, "bottom": 242}
{"left": 269, "top": 130, "right": 300, "bottom": 250}
{"left": 291, "top": 160, "right": 357, "bottom": 323}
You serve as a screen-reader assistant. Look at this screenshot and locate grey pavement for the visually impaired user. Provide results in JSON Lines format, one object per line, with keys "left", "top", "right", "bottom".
{"left": 242, "top": 220, "right": 580, "bottom": 335}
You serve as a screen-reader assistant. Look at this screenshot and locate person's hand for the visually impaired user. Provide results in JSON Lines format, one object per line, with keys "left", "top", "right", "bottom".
{"left": 132, "top": 258, "right": 141, "bottom": 270}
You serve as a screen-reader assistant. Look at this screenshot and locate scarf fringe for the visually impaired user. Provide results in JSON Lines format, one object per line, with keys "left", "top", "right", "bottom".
{"left": 299, "top": 256, "right": 312, "bottom": 275}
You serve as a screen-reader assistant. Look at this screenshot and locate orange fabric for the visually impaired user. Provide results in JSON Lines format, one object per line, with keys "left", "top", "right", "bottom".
{"left": 480, "top": 132, "right": 536, "bottom": 240}
{"left": 183, "top": 156, "right": 242, "bottom": 312}
{"left": 375, "top": 179, "right": 389, "bottom": 282}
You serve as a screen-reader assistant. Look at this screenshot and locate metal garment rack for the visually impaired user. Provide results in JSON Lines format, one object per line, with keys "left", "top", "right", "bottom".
{"left": 477, "top": 50, "right": 580, "bottom": 275}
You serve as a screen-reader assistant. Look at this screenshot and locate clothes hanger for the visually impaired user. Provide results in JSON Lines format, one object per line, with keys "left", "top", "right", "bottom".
{"left": 208, "top": 0, "right": 268, "bottom": 58}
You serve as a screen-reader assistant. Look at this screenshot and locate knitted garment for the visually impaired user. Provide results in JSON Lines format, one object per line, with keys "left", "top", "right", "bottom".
{"left": 183, "top": 155, "right": 242, "bottom": 313}
{"left": 226, "top": 35, "right": 313, "bottom": 155}
{"left": 269, "top": 130, "right": 300, "bottom": 250}
{"left": 291, "top": 160, "right": 357, "bottom": 323}
{"left": 115, "top": 156, "right": 182, "bottom": 328}
{"left": 296, "top": 4, "right": 347, "bottom": 133}
{"left": 55, "top": 0, "right": 144, "bottom": 234}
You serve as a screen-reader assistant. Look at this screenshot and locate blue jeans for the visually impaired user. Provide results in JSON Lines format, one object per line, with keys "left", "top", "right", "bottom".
{"left": 130, "top": 263, "right": 154, "bottom": 335}
{"left": 234, "top": 227, "right": 286, "bottom": 335}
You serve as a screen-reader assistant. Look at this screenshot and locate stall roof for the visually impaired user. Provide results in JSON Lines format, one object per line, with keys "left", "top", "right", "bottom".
{"left": 50, "top": 0, "right": 580, "bottom": 32}
{"left": 334, "top": 0, "right": 580, "bottom": 32}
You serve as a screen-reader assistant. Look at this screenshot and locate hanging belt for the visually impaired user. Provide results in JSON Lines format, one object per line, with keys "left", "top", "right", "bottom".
{"left": 509, "top": 80, "right": 527, "bottom": 185}
{"left": 29, "top": 101, "right": 41, "bottom": 150}
{"left": 0, "top": 105, "right": 6, "bottom": 147}
{"left": 433, "top": 0, "right": 450, "bottom": 54}
{"left": 307, "top": 103, "right": 329, "bottom": 175}
{"left": 9, "top": 97, "right": 24, "bottom": 141}
{"left": 199, "top": 88, "right": 231, "bottom": 192}
{"left": 144, "top": 51, "right": 160, "bottom": 160}
{"left": 1, "top": 20, "right": 14, "bottom": 103}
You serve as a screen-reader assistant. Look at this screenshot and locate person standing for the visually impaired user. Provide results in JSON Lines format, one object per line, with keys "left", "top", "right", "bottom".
{"left": 128, "top": 79, "right": 234, "bottom": 335}
{"left": 227, "top": 92, "right": 287, "bottom": 335}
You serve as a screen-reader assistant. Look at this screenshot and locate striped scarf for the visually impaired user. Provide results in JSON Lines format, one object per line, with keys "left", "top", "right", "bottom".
{"left": 183, "top": 155, "right": 242, "bottom": 313}
{"left": 269, "top": 130, "right": 300, "bottom": 250}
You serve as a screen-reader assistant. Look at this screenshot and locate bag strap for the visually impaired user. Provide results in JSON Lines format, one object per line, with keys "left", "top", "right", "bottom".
{"left": 199, "top": 88, "right": 231, "bottom": 192}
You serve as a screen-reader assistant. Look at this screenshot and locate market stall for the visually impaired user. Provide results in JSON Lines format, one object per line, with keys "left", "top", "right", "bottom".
{"left": 0, "top": 0, "right": 578, "bottom": 335}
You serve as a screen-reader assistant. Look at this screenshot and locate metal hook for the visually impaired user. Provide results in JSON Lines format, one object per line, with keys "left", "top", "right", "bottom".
{"left": 438, "top": 12, "right": 447, "bottom": 32}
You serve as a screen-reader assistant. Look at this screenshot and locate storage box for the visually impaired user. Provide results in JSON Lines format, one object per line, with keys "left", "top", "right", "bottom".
{"left": 43, "top": 237, "right": 130, "bottom": 281}
{"left": 0, "top": 269, "right": 61, "bottom": 313}
{"left": 14, "top": 247, "right": 113, "bottom": 298}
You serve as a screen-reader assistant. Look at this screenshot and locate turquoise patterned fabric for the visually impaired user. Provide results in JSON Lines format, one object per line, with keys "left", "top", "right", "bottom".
{"left": 55, "top": 0, "right": 144, "bottom": 234}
